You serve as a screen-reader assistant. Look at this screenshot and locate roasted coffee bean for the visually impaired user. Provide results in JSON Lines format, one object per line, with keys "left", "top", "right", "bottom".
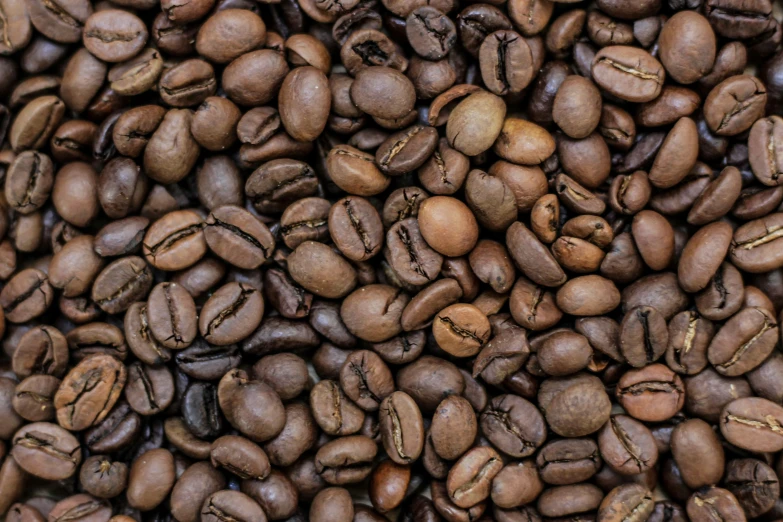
{"left": 721, "top": 397, "right": 783, "bottom": 453}
{"left": 537, "top": 438, "right": 602, "bottom": 485}
{"left": 182, "top": 381, "right": 223, "bottom": 440}
{"left": 126, "top": 448, "right": 175, "bottom": 511}
{"left": 13, "top": 374, "right": 59, "bottom": 421}
{"left": 708, "top": 307, "right": 778, "bottom": 376}
{"left": 83, "top": 402, "right": 141, "bottom": 454}
{"left": 124, "top": 362, "right": 174, "bottom": 416}
{"left": 379, "top": 391, "right": 424, "bottom": 464}
{"left": 686, "top": 487, "right": 745, "bottom": 522}
{"left": 315, "top": 435, "right": 377, "bottom": 485}
{"left": 598, "top": 415, "right": 659, "bottom": 475}
{"left": 12, "top": 325, "right": 68, "bottom": 378}
{"left": 54, "top": 355, "right": 126, "bottom": 431}
{"left": 446, "top": 446, "right": 502, "bottom": 508}
{"left": 11, "top": 422, "right": 82, "bottom": 480}
{"left": 170, "top": 462, "right": 226, "bottom": 522}
{"left": 481, "top": 394, "right": 546, "bottom": 458}
{"left": 78, "top": 455, "right": 128, "bottom": 499}
{"left": 616, "top": 364, "right": 685, "bottom": 422}
{"left": 619, "top": 306, "right": 668, "bottom": 368}
{"left": 671, "top": 418, "right": 725, "bottom": 489}
{"left": 146, "top": 282, "right": 197, "bottom": 350}
{"left": 592, "top": 46, "right": 664, "bottom": 103}
{"left": 598, "top": 484, "right": 654, "bottom": 522}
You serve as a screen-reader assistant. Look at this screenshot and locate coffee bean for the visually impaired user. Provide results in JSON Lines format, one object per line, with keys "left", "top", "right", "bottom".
{"left": 83, "top": 10, "right": 147, "bottom": 62}
{"left": 126, "top": 448, "right": 175, "bottom": 511}
{"left": 537, "top": 439, "right": 601, "bottom": 485}
{"left": 170, "top": 462, "right": 226, "bottom": 522}
{"left": 721, "top": 397, "right": 783, "bottom": 452}
{"left": 704, "top": 75, "right": 767, "bottom": 136}
{"left": 708, "top": 307, "right": 778, "bottom": 376}
{"left": 315, "top": 435, "right": 377, "bottom": 484}
{"left": 92, "top": 256, "right": 153, "bottom": 314}
{"left": 159, "top": 59, "right": 217, "bottom": 108}
{"left": 592, "top": 46, "right": 664, "bottom": 103}
{"left": 310, "top": 379, "right": 365, "bottom": 436}
{"left": 379, "top": 391, "right": 424, "bottom": 464}
{"left": 55, "top": 354, "right": 127, "bottom": 431}
{"left": 671, "top": 418, "right": 725, "bottom": 489}
{"left": 481, "top": 394, "right": 546, "bottom": 457}
{"left": 146, "top": 282, "right": 197, "bottom": 350}
{"left": 13, "top": 374, "right": 59, "bottom": 421}
{"left": 686, "top": 487, "right": 745, "bottom": 522}
{"left": 12, "top": 325, "right": 68, "bottom": 378}
{"left": 11, "top": 422, "right": 82, "bottom": 480}
{"left": 446, "top": 446, "right": 502, "bottom": 508}
{"left": 124, "top": 362, "right": 174, "bottom": 416}
{"left": 725, "top": 458, "right": 779, "bottom": 518}
{"left": 598, "top": 415, "right": 658, "bottom": 475}
{"left": 598, "top": 484, "right": 654, "bottom": 522}
{"left": 78, "top": 455, "right": 128, "bottom": 499}
{"left": 182, "top": 381, "right": 223, "bottom": 439}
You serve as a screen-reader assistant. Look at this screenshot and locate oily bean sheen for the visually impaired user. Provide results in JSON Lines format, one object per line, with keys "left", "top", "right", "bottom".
{"left": 1, "top": 0, "right": 783, "bottom": 517}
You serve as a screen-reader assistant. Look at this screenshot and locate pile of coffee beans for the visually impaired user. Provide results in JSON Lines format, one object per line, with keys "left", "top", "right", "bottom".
{"left": 3, "top": 0, "right": 783, "bottom": 520}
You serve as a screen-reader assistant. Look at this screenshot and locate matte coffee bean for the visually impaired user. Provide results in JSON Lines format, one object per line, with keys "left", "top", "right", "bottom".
{"left": 446, "top": 446, "right": 502, "bottom": 508}
{"left": 55, "top": 355, "right": 127, "bottom": 431}
{"left": 147, "top": 282, "right": 197, "bottom": 350}
{"left": 592, "top": 46, "right": 664, "bottom": 103}
{"left": 379, "top": 391, "right": 424, "bottom": 464}
{"left": 708, "top": 307, "right": 778, "bottom": 376}
{"left": 537, "top": 438, "right": 602, "bottom": 485}
{"left": 721, "top": 397, "right": 783, "bottom": 453}
{"left": 686, "top": 487, "right": 745, "bottom": 522}
{"left": 13, "top": 374, "right": 58, "bottom": 422}
{"left": 724, "top": 458, "right": 779, "bottom": 518}
{"left": 671, "top": 418, "right": 725, "bottom": 489}
{"left": 598, "top": 415, "right": 658, "bottom": 475}
{"left": 11, "top": 422, "right": 82, "bottom": 480}
{"left": 481, "top": 394, "right": 546, "bottom": 457}
{"left": 218, "top": 369, "right": 285, "bottom": 442}
{"left": 170, "top": 462, "right": 226, "bottom": 522}
{"left": 126, "top": 448, "right": 175, "bottom": 511}
{"left": 315, "top": 435, "right": 377, "bottom": 485}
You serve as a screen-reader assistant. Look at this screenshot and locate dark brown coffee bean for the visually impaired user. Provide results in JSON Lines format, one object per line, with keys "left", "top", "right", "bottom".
{"left": 724, "top": 458, "right": 779, "bottom": 518}
{"left": 540, "top": 373, "right": 612, "bottom": 438}
{"left": 204, "top": 205, "right": 274, "bottom": 270}
{"left": 537, "top": 438, "right": 601, "bottom": 486}
{"left": 619, "top": 306, "right": 668, "bottom": 368}
{"left": 246, "top": 158, "right": 318, "bottom": 212}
